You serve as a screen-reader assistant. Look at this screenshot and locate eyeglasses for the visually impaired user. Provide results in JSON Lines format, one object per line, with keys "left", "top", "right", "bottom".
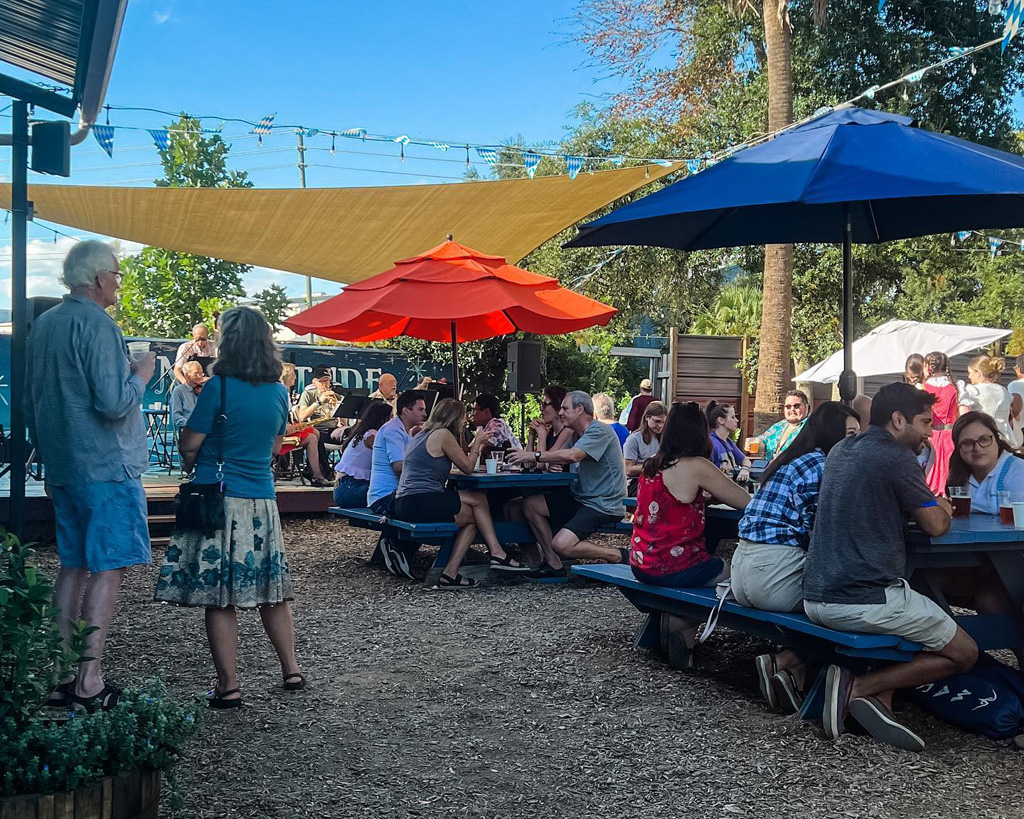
{"left": 100, "top": 270, "right": 123, "bottom": 283}
{"left": 541, "top": 400, "right": 554, "bottom": 408}
{"left": 959, "top": 433, "right": 995, "bottom": 452}
{"left": 784, "top": 403, "right": 804, "bottom": 410}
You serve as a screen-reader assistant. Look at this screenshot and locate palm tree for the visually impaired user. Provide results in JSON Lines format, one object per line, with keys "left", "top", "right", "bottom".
{"left": 730, "top": 0, "right": 827, "bottom": 431}
{"left": 691, "top": 284, "right": 763, "bottom": 337}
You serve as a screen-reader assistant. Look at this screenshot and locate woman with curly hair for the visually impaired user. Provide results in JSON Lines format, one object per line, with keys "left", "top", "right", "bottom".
{"left": 155, "top": 306, "right": 304, "bottom": 708}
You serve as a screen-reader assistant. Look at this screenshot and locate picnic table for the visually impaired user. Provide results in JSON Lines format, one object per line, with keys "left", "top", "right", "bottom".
{"left": 702, "top": 505, "right": 1024, "bottom": 653}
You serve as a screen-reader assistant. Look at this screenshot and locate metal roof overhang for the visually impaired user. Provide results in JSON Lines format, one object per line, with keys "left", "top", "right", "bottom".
{"left": 0, "top": 0, "right": 128, "bottom": 128}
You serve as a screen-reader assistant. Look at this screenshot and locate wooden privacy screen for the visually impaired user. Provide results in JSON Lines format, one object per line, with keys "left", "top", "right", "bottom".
{"left": 668, "top": 330, "right": 751, "bottom": 436}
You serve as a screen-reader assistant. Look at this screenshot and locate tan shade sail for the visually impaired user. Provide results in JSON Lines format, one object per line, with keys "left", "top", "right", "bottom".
{"left": 0, "top": 164, "right": 677, "bottom": 284}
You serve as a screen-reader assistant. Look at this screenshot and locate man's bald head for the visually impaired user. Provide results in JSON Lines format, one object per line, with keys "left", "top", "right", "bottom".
{"left": 378, "top": 373, "right": 398, "bottom": 399}
{"left": 192, "top": 324, "right": 210, "bottom": 341}
{"left": 182, "top": 360, "right": 206, "bottom": 388}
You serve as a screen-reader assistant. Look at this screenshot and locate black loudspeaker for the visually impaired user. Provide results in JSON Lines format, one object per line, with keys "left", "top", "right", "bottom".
{"left": 506, "top": 341, "right": 543, "bottom": 393}
{"left": 31, "top": 121, "right": 71, "bottom": 177}
{"left": 27, "top": 297, "right": 62, "bottom": 334}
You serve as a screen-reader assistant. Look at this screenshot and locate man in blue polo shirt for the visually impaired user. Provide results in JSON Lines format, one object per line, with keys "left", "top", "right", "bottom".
{"left": 803, "top": 382, "right": 978, "bottom": 752}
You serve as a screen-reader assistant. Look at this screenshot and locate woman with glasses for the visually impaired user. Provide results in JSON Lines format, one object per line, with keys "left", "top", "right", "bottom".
{"left": 527, "top": 384, "right": 575, "bottom": 456}
{"left": 948, "top": 411, "right": 1024, "bottom": 514}
{"left": 939, "top": 411, "right": 1024, "bottom": 665}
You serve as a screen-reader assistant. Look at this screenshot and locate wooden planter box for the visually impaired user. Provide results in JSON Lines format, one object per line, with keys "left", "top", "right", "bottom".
{"left": 0, "top": 769, "right": 160, "bottom": 819}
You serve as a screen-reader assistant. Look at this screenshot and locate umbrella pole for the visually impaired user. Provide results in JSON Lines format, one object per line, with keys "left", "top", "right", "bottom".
{"left": 450, "top": 321, "right": 460, "bottom": 401}
{"left": 840, "top": 204, "right": 856, "bottom": 405}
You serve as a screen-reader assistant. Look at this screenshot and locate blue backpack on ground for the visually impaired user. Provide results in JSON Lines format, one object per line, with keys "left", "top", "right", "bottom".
{"left": 905, "top": 655, "right": 1024, "bottom": 741}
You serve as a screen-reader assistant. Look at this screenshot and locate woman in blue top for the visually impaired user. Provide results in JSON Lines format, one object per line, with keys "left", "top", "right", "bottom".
{"left": 706, "top": 402, "right": 752, "bottom": 484}
{"left": 731, "top": 402, "right": 861, "bottom": 714}
{"left": 155, "top": 306, "right": 304, "bottom": 708}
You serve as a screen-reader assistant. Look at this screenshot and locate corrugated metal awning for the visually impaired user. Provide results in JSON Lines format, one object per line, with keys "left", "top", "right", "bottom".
{"left": 0, "top": 0, "right": 87, "bottom": 87}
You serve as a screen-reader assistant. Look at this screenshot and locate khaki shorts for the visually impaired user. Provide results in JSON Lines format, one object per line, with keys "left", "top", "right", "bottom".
{"left": 804, "top": 580, "right": 957, "bottom": 652}
{"left": 730, "top": 540, "right": 805, "bottom": 613}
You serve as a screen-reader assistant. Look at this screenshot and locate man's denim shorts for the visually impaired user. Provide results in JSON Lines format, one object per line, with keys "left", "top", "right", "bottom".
{"left": 50, "top": 479, "right": 151, "bottom": 573}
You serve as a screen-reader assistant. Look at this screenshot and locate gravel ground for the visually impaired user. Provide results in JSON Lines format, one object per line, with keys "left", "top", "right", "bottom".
{"left": 31, "top": 517, "right": 1023, "bottom": 819}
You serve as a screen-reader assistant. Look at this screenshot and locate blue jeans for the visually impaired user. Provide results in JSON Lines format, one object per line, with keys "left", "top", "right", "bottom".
{"left": 333, "top": 475, "right": 370, "bottom": 508}
{"left": 633, "top": 557, "right": 726, "bottom": 589}
{"left": 50, "top": 478, "right": 151, "bottom": 572}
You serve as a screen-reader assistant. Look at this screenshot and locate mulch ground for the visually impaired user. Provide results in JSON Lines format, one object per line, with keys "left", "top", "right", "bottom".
{"left": 31, "top": 518, "right": 1023, "bottom": 818}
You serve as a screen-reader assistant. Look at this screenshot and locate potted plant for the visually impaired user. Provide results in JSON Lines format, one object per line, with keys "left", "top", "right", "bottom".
{"left": 0, "top": 529, "right": 200, "bottom": 817}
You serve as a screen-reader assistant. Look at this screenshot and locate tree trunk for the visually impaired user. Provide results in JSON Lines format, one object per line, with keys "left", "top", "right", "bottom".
{"left": 753, "top": 0, "right": 795, "bottom": 433}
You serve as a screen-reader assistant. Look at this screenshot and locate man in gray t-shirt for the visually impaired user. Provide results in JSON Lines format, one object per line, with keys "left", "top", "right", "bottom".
{"left": 508, "top": 391, "right": 627, "bottom": 574}
{"left": 803, "top": 383, "right": 977, "bottom": 753}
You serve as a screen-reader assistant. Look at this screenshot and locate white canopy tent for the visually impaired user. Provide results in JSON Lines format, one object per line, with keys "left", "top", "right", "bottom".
{"left": 794, "top": 320, "right": 1011, "bottom": 384}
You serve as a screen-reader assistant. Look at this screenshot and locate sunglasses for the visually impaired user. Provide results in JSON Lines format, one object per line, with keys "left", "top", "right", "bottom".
{"left": 959, "top": 433, "right": 995, "bottom": 452}
{"left": 541, "top": 400, "right": 555, "bottom": 408}
{"left": 784, "top": 403, "right": 805, "bottom": 410}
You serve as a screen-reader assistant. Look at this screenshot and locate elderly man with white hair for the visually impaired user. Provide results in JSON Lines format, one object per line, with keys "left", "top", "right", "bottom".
{"left": 25, "top": 240, "right": 156, "bottom": 713}
{"left": 508, "top": 390, "right": 628, "bottom": 578}
{"left": 173, "top": 322, "right": 217, "bottom": 384}
{"left": 170, "top": 360, "right": 206, "bottom": 435}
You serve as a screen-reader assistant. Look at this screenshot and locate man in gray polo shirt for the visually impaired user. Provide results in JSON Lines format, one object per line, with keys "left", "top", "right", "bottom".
{"left": 510, "top": 390, "right": 627, "bottom": 576}
{"left": 803, "top": 382, "right": 978, "bottom": 751}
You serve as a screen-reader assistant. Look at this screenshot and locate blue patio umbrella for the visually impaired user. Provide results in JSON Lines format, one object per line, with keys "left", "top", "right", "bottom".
{"left": 565, "top": 107, "right": 1024, "bottom": 396}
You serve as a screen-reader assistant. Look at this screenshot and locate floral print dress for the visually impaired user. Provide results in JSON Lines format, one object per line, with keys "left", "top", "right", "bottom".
{"left": 629, "top": 471, "right": 709, "bottom": 577}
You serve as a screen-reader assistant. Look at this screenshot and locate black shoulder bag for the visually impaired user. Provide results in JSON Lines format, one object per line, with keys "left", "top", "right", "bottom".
{"left": 174, "top": 376, "right": 227, "bottom": 537}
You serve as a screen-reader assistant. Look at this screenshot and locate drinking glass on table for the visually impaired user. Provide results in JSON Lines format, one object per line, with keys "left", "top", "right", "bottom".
{"left": 948, "top": 485, "right": 972, "bottom": 518}
{"left": 743, "top": 437, "right": 763, "bottom": 457}
{"left": 998, "top": 491, "right": 1024, "bottom": 525}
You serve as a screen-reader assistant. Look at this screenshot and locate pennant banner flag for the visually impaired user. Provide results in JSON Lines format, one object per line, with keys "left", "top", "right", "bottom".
{"left": 610, "top": 155, "right": 625, "bottom": 166}
{"left": 989, "top": 237, "right": 1005, "bottom": 258}
{"left": 92, "top": 124, "right": 115, "bottom": 158}
{"left": 1004, "top": 0, "right": 1024, "bottom": 51}
{"left": 340, "top": 128, "right": 367, "bottom": 139}
{"left": 147, "top": 128, "right": 171, "bottom": 152}
{"left": 863, "top": 84, "right": 881, "bottom": 100}
{"left": 565, "top": 155, "right": 584, "bottom": 179}
{"left": 297, "top": 127, "right": 319, "bottom": 137}
{"left": 949, "top": 46, "right": 970, "bottom": 56}
{"left": 522, "top": 151, "right": 541, "bottom": 179}
{"left": 686, "top": 159, "right": 701, "bottom": 174}
{"left": 905, "top": 69, "right": 926, "bottom": 83}
{"left": 957, "top": 230, "right": 972, "bottom": 241}
{"left": 430, "top": 142, "right": 449, "bottom": 152}
{"left": 654, "top": 159, "right": 674, "bottom": 167}
{"left": 393, "top": 135, "right": 410, "bottom": 145}
{"left": 477, "top": 147, "right": 499, "bottom": 166}
{"left": 251, "top": 113, "right": 276, "bottom": 136}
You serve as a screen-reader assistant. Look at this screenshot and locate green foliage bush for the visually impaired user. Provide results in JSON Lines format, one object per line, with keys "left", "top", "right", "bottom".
{"left": 0, "top": 530, "right": 201, "bottom": 799}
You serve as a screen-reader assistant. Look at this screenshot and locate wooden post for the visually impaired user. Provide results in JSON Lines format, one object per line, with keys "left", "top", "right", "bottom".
{"left": 669, "top": 327, "right": 679, "bottom": 403}
{"left": 739, "top": 336, "right": 751, "bottom": 439}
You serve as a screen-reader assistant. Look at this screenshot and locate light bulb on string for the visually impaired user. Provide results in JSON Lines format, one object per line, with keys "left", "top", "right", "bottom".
{"left": 970, "top": 62, "right": 977, "bottom": 76}
{"left": 330, "top": 133, "right": 335, "bottom": 155}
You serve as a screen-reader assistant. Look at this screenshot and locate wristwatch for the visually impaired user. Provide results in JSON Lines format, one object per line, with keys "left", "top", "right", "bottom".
{"left": 534, "top": 451, "right": 542, "bottom": 462}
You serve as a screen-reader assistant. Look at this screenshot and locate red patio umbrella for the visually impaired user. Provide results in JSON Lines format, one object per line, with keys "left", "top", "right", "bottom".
{"left": 283, "top": 238, "right": 617, "bottom": 397}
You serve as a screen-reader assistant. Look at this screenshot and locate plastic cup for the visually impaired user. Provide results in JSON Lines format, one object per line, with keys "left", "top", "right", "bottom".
{"left": 1013, "top": 502, "right": 1024, "bottom": 530}
{"left": 486, "top": 456, "right": 500, "bottom": 475}
{"left": 126, "top": 340, "right": 150, "bottom": 361}
{"left": 998, "top": 491, "right": 1019, "bottom": 524}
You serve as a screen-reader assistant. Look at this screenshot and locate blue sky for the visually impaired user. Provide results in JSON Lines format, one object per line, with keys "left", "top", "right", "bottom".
{"left": 0, "top": 0, "right": 625, "bottom": 306}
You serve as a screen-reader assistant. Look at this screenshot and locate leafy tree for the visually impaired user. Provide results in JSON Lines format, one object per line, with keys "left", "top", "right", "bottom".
{"left": 691, "top": 284, "right": 763, "bottom": 337}
{"left": 252, "top": 283, "right": 292, "bottom": 333}
{"left": 116, "top": 115, "right": 251, "bottom": 337}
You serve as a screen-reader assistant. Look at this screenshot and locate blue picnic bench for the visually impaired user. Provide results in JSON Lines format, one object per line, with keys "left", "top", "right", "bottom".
{"left": 572, "top": 562, "right": 924, "bottom": 720}
{"left": 329, "top": 504, "right": 633, "bottom": 581}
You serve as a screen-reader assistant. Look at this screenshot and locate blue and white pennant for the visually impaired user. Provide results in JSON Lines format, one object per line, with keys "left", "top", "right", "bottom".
{"left": 147, "top": 128, "right": 171, "bottom": 152}
{"left": 522, "top": 151, "right": 541, "bottom": 179}
{"left": 92, "top": 125, "right": 115, "bottom": 158}
{"left": 1004, "top": 0, "right": 1024, "bottom": 52}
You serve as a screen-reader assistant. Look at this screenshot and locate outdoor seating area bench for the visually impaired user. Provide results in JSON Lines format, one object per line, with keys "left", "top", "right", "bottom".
{"left": 572, "top": 562, "right": 924, "bottom": 721}
{"left": 329, "top": 506, "right": 632, "bottom": 578}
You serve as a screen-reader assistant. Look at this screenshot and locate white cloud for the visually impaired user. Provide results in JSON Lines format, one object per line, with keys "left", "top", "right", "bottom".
{"left": 153, "top": 9, "right": 172, "bottom": 24}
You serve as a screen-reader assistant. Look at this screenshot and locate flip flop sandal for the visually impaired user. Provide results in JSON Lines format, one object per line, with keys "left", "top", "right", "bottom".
{"left": 435, "top": 572, "right": 477, "bottom": 589}
{"left": 45, "top": 680, "right": 76, "bottom": 709}
{"left": 207, "top": 687, "right": 243, "bottom": 710}
{"left": 489, "top": 553, "right": 530, "bottom": 572}
{"left": 70, "top": 682, "right": 122, "bottom": 714}
{"left": 283, "top": 673, "right": 307, "bottom": 691}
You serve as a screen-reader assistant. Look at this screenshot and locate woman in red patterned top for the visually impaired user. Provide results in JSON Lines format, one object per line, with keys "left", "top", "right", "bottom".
{"left": 631, "top": 402, "right": 751, "bottom": 588}
{"left": 922, "top": 351, "right": 960, "bottom": 496}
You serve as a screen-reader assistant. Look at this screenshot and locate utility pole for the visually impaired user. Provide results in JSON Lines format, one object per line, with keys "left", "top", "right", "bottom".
{"left": 297, "top": 131, "right": 314, "bottom": 344}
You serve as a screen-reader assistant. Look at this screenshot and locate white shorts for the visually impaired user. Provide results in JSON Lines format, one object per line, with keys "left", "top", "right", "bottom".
{"left": 804, "top": 580, "right": 957, "bottom": 652}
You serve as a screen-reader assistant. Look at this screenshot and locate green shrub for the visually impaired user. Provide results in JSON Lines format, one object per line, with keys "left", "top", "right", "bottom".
{"left": 0, "top": 530, "right": 201, "bottom": 799}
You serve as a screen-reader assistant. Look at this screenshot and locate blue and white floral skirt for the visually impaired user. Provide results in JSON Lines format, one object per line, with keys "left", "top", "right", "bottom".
{"left": 154, "top": 497, "right": 292, "bottom": 609}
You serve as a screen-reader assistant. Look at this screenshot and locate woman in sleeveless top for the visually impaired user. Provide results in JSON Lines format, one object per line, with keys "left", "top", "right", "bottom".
{"left": 959, "top": 355, "right": 1014, "bottom": 444}
{"left": 630, "top": 402, "right": 751, "bottom": 667}
{"left": 395, "top": 398, "right": 529, "bottom": 588}
{"left": 922, "top": 351, "right": 959, "bottom": 495}
{"left": 333, "top": 401, "right": 394, "bottom": 507}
